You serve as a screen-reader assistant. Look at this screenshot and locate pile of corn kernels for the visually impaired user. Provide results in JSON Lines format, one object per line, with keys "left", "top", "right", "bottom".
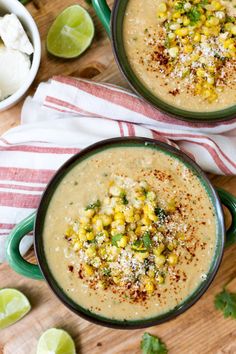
{"left": 157, "top": 0, "right": 236, "bottom": 102}
{"left": 65, "top": 177, "right": 186, "bottom": 298}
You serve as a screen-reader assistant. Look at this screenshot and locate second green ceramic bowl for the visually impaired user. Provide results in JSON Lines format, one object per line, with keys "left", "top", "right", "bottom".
{"left": 6, "top": 137, "right": 236, "bottom": 329}
{"left": 92, "top": 0, "right": 236, "bottom": 123}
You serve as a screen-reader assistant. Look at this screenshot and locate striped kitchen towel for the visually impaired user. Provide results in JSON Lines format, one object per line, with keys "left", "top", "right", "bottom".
{"left": 0, "top": 76, "right": 236, "bottom": 262}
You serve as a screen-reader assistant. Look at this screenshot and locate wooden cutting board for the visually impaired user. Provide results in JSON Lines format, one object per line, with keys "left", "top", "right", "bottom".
{"left": 1, "top": 1, "right": 236, "bottom": 353}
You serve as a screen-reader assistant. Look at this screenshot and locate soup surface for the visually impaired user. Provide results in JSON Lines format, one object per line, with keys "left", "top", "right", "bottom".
{"left": 43, "top": 147, "right": 217, "bottom": 321}
{"left": 123, "top": 0, "right": 236, "bottom": 112}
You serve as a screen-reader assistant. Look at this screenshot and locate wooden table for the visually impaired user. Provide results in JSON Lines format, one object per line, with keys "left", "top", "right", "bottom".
{"left": 1, "top": 1, "right": 236, "bottom": 353}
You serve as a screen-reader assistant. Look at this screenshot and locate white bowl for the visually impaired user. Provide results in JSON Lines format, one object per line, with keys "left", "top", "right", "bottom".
{"left": 0, "top": 0, "right": 41, "bottom": 111}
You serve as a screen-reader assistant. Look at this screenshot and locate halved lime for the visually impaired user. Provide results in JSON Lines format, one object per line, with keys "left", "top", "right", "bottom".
{"left": 46, "top": 5, "right": 95, "bottom": 59}
{"left": 37, "top": 328, "right": 76, "bottom": 354}
{"left": 0, "top": 288, "right": 31, "bottom": 330}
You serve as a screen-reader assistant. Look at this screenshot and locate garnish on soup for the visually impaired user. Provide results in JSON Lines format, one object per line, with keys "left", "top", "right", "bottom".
{"left": 65, "top": 177, "right": 190, "bottom": 301}
{"left": 124, "top": 0, "right": 236, "bottom": 111}
{"left": 155, "top": 0, "right": 236, "bottom": 102}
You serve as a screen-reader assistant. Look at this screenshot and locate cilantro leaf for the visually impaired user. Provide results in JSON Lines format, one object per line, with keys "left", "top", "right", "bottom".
{"left": 155, "top": 208, "right": 167, "bottom": 223}
{"left": 102, "top": 268, "right": 111, "bottom": 276}
{"left": 141, "top": 333, "right": 168, "bottom": 354}
{"left": 111, "top": 234, "right": 123, "bottom": 246}
{"left": 215, "top": 289, "right": 236, "bottom": 319}
{"left": 142, "top": 232, "right": 152, "bottom": 250}
{"left": 175, "top": 2, "right": 184, "bottom": 10}
{"left": 120, "top": 191, "right": 129, "bottom": 205}
{"left": 85, "top": 200, "right": 101, "bottom": 210}
{"left": 187, "top": 7, "right": 201, "bottom": 24}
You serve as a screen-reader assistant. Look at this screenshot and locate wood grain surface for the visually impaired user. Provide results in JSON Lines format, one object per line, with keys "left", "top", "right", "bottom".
{"left": 0, "top": 1, "right": 236, "bottom": 353}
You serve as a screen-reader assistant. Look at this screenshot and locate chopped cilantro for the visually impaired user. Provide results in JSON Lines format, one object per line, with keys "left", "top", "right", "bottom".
{"left": 215, "top": 289, "right": 236, "bottom": 319}
{"left": 120, "top": 191, "right": 129, "bottom": 205}
{"left": 102, "top": 268, "right": 111, "bottom": 276}
{"left": 141, "top": 332, "right": 168, "bottom": 354}
{"left": 164, "top": 37, "right": 171, "bottom": 48}
{"left": 187, "top": 7, "right": 201, "bottom": 24}
{"left": 142, "top": 232, "right": 152, "bottom": 250}
{"left": 85, "top": 200, "right": 101, "bottom": 210}
{"left": 132, "top": 239, "right": 146, "bottom": 252}
{"left": 199, "top": 0, "right": 209, "bottom": 5}
{"left": 175, "top": 2, "right": 184, "bottom": 10}
{"left": 155, "top": 208, "right": 167, "bottom": 223}
{"left": 111, "top": 234, "right": 123, "bottom": 246}
{"left": 225, "top": 16, "right": 235, "bottom": 23}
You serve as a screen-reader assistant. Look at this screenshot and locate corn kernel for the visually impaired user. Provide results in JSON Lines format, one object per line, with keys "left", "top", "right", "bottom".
{"left": 167, "top": 199, "right": 176, "bottom": 212}
{"left": 78, "top": 231, "right": 87, "bottom": 242}
{"left": 153, "top": 243, "right": 165, "bottom": 256}
{"left": 168, "top": 253, "right": 179, "bottom": 265}
{"left": 196, "top": 68, "right": 206, "bottom": 78}
{"left": 168, "top": 32, "right": 176, "bottom": 40}
{"left": 193, "top": 33, "right": 201, "bottom": 42}
{"left": 135, "top": 252, "right": 149, "bottom": 262}
{"left": 172, "top": 11, "right": 181, "bottom": 19}
{"left": 169, "top": 46, "right": 179, "bottom": 58}
{"left": 212, "top": 1, "right": 222, "bottom": 10}
{"left": 183, "top": 17, "right": 190, "bottom": 26}
{"left": 206, "top": 17, "right": 219, "bottom": 27}
{"left": 117, "top": 236, "right": 128, "bottom": 248}
{"left": 208, "top": 92, "right": 218, "bottom": 102}
{"left": 200, "top": 14, "right": 206, "bottom": 22}
{"left": 231, "top": 26, "right": 236, "bottom": 35}
{"left": 109, "top": 185, "right": 121, "bottom": 196}
{"left": 101, "top": 214, "right": 112, "bottom": 226}
{"left": 202, "top": 26, "right": 210, "bottom": 36}
{"left": 202, "top": 89, "right": 211, "bottom": 98}
{"left": 114, "top": 212, "right": 125, "bottom": 221}
{"left": 175, "top": 27, "right": 189, "bottom": 36}
{"left": 145, "top": 282, "right": 155, "bottom": 294}
{"left": 207, "top": 76, "right": 215, "bottom": 85}
{"left": 86, "top": 246, "right": 96, "bottom": 258}
{"left": 155, "top": 255, "right": 166, "bottom": 267}
{"left": 73, "top": 241, "right": 82, "bottom": 251}
{"left": 157, "top": 274, "right": 165, "bottom": 284}
{"left": 157, "top": 11, "right": 167, "bottom": 19}
{"left": 184, "top": 44, "right": 193, "bottom": 54}
{"left": 86, "top": 232, "right": 95, "bottom": 241}
{"left": 84, "top": 264, "right": 94, "bottom": 276}
{"left": 148, "top": 269, "right": 155, "bottom": 278}
{"left": 84, "top": 209, "right": 95, "bottom": 218}
{"left": 158, "top": 2, "right": 167, "bottom": 12}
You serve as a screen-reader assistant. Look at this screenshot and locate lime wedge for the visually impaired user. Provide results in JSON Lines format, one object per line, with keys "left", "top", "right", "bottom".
{"left": 46, "top": 5, "right": 95, "bottom": 58}
{"left": 37, "top": 328, "right": 76, "bottom": 354}
{"left": 0, "top": 288, "right": 31, "bottom": 330}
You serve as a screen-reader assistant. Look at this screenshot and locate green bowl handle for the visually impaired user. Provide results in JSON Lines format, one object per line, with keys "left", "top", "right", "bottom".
{"left": 92, "top": 0, "right": 111, "bottom": 36}
{"left": 217, "top": 188, "right": 236, "bottom": 247}
{"left": 6, "top": 212, "right": 43, "bottom": 280}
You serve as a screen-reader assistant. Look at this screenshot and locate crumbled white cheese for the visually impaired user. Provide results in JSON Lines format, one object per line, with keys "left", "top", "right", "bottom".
{"left": 0, "top": 14, "right": 34, "bottom": 55}
{"left": 0, "top": 44, "right": 31, "bottom": 101}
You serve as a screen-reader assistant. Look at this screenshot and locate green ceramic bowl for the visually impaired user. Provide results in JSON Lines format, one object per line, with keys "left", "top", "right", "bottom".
{"left": 92, "top": 0, "right": 236, "bottom": 122}
{"left": 6, "top": 137, "right": 236, "bottom": 329}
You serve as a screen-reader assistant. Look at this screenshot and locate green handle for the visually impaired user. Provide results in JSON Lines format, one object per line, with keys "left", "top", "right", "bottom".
{"left": 92, "top": 0, "right": 111, "bottom": 36}
{"left": 6, "top": 212, "right": 43, "bottom": 280}
{"left": 217, "top": 188, "right": 236, "bottom": 247}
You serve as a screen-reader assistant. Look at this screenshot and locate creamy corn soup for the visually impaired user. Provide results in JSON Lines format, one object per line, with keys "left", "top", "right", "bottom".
{"left": 123, "top": 0, "right": 236, "bottom": 111}
{"left": 43, "top": 147, "right": 217, "bottom": 321}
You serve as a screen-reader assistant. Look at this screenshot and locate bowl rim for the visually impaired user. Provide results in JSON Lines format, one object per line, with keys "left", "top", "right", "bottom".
{"left": 0, "top": 0, "right": 41, "bottom": 110}
{"left": 111, "top": 0, "right": 236, "bottom": 123}
{"left": 34, "top": 137, "right": 225, "bottom": 329}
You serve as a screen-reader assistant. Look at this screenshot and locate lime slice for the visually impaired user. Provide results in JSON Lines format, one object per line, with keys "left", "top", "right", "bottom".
{"left": 0, "top": 288, "right": 31, "bottom": 330}
{"left": 46, "top": 5, "right": 95, "bottom": 58}
{"left": 37, "top": 328, "right": 76, "bottom": 354}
